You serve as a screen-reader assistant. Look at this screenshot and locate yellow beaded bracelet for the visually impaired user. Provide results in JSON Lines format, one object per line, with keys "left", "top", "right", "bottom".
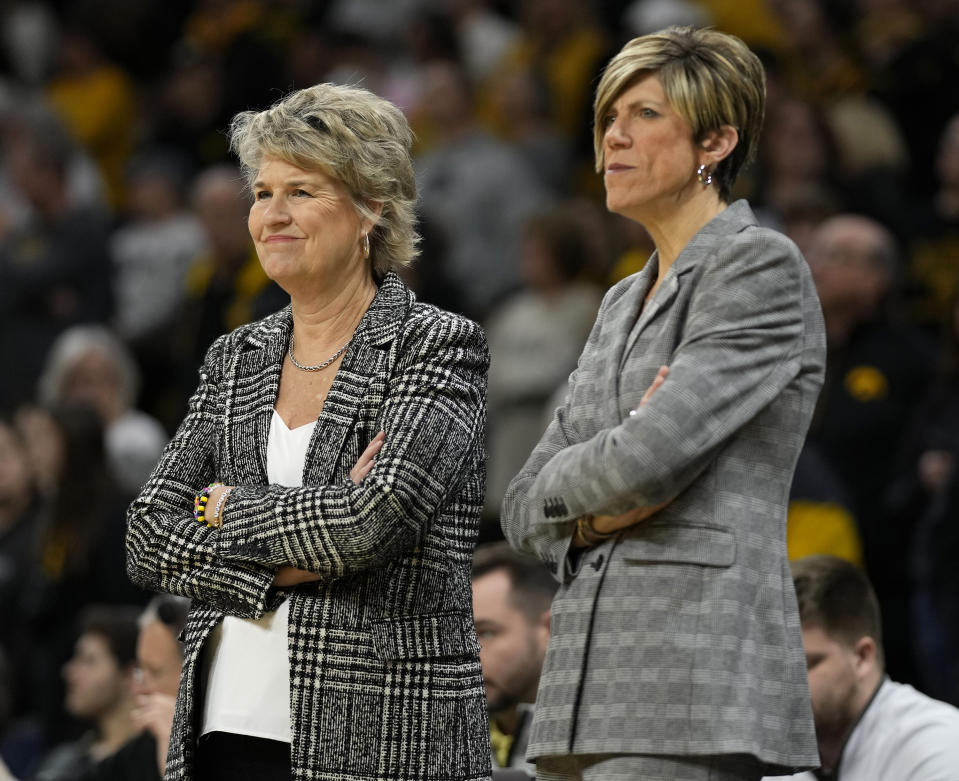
{"left": 193, "top": 483, "right": 224, "bottom": 527}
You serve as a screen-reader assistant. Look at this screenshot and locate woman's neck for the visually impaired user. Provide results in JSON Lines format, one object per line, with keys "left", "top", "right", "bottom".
{"left": 289, "top": 271, "right": 378, "bottom": 359}
{"left": 642, "top": 191, "right": 727, "bottom": 275}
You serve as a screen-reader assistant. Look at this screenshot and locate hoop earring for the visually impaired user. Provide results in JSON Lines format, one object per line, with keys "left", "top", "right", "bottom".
{"left": 362, "top": 233, "right": 371, "bottom": 258}
{"left": 696, "top": 164, "right": 713, "bottom": 187}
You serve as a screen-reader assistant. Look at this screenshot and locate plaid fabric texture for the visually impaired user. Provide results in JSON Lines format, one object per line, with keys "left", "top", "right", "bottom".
{"left": 502, "top": 202, "right": 824, "bottom": 775}
{"left": 127, "top": 273, "right": 492, "bottom": 780}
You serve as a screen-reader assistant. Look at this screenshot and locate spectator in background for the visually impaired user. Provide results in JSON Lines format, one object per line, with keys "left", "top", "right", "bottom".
{"left": 110, "top": 151, "right": 205, "bottom": 347}
{"left": 805, "top": 214, "right": 936, "bottom": 686}
{"left": 31, "top": 606, "right": 141, "bottom": 781}
{"left": 415, "top": 58, "right": 549, "bottom": 319}
{"left": 447, "top": 0, "right": 519, "bottom": 84}
{"left": 765, "top": 555, "right": 959, "bottom": 781}
{"left": 172, "top": 164, "right": 287, "bottom": 399}
{"left": 109, "top": 151, "right": 207, "bottom": 429}
{"left": 488, "top": 68, "right": 571, "bottom": 195}
{"left": 885, "top": 289, "right": 959, "bottom": 706}
{"left": 787, "top": 442, "right": 863, "bottom": 567}
{"left": 0, "top": 105, "right": 113, "bottom": 410}
{"left": 908, "top": 112, "right": 959, "bottom": 329}
{"left": 0, "top": 416, "right": 43, "bottom": 725}
{"left": 81, "top": 595, "right": 190, "bottom": 781}
{"left": 13, "top": 403, "right": 144, "bottom": 747}
{"left": 37, "top": 326, "right": 168, "bottom": 498}
{"left": 45, "top": 26, "right": 135, "bottom": 211}
{"left": 752, "top": 97, "right": 842, "bottom": 233}
{"left": 471, "top": 542, "right": 555, "bottom": 777}
{"left": 483, "top": 208, "right": 602, "bottom": 524}
{"left": 478, "top": 0, "right": 607, "bottom": 152}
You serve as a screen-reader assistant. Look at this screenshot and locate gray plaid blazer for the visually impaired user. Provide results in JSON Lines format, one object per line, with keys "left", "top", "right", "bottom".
{"left": 502, "top": 201, "right": 823, "bottom": 774}
{"left": 127, "top": 273, "right": 492, "bottom": 780}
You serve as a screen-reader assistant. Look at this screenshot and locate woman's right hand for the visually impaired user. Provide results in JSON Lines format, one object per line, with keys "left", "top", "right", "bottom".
{"left": 272, "top": 432, "right": 388, "bottom": 587}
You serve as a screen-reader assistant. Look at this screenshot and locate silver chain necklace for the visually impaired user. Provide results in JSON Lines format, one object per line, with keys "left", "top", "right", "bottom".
{"left": 288, "top": 333, "right": 350, "bottom": 372}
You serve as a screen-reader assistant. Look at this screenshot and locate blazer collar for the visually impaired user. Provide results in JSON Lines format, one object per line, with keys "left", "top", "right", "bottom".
{"left": 617, "top": 200, "right": 758, "bottom": 370}
{"left": 237, "top": 271, "right": 412, "bottom": 369}
{"left": 670, "top": 199, "right": 758, "bottom": 277}
{"left": 226, "top": 272, "right": 412, "bottom": 485}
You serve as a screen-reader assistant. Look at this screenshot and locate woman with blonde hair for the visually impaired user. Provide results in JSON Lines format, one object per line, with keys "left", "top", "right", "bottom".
{"left": 503, "top": 27, "right": 825, "bottom": 780}
{"left": 127, "top": 82, "right": 491, "bottom": 780}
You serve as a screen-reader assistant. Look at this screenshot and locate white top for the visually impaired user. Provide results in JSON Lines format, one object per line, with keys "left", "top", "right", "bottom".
{"left": 763, "top": 678, "right": 959, "bottom": 781}
{"left": 200, "top": 411, "right": 316, "bottom": 742}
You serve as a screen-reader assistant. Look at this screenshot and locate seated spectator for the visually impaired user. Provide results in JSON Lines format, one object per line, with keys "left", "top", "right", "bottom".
{"left": 763, "top": 555, "right": 959, "bottom": 780}
{"left": 13, "top": 403, "right": 144, "bottom": 747}
{"left": 31, "top": 606, "right": 141, "bottom": 781}
{"left": 471, "top": 542, "right": 556, "bottom": 777}
{"left": 81, "top": 595, "right": 190, "bottom": 781}
{"left": 805, "top": 213, "right": 936, "bottom": 685}
{"left": 37, "top": 326, "right": 168, "bottom": 498}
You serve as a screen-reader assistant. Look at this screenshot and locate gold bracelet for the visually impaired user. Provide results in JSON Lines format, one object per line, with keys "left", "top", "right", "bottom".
{"left": 209, "top": 487, "right": 233, "bottom": 529}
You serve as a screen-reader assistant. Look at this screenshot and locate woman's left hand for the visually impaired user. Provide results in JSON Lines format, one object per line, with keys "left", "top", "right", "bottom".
{"left": 271, "top": 432, "right": 388, "bottom": 588}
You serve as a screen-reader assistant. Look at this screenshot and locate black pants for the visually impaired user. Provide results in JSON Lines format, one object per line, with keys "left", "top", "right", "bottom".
{"left": 195, "top": 732, "right": 292, "bottom": 781}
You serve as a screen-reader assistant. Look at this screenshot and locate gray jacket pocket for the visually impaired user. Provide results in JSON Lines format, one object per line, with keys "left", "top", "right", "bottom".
{"left": 619, "top": 522, "right": 735, "bottom": 567}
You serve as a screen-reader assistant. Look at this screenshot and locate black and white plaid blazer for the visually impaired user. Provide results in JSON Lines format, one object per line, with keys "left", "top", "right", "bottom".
{"left": 127, "top": 272, "right": 492, "bottom": 780}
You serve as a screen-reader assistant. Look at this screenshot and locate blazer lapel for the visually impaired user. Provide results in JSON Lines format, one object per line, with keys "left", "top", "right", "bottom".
{"left": 225, "top": 308, "right": 290, "bottom": 484}
{"left": 620, "top": 262, "right": 679, "bottom": 369}
{"left": 303, "top": 272, "right": 410, "bottom": 485}
{"left": 618, "top": 200, "right": 758, "bottom": 372}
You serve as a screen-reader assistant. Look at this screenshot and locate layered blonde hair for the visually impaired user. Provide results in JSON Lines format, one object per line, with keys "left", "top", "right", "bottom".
{"left": 593, "top": 26, "right": 765, "bottom": 201}
{"left": 229, "top": 83, "right": 418, "bottom": 277}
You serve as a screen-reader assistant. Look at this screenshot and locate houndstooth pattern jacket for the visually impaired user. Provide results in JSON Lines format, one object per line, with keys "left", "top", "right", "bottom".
{"left": 502, "top": 201, "right": 824, "bottom": 775}
{"left": 127, "top": 273, "right": 492, "bottom": 780}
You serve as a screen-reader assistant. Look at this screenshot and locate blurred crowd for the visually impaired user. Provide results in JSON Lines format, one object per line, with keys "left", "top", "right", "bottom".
{"left": 1, "top": 0, "right": 959, "bottom": 777}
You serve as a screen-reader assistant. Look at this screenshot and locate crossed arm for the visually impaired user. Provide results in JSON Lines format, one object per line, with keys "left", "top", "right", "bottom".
{"left": 502, "top": 235, "right": 810, "bottom": 576}
{"left": 126, "top": 316, "right": 488, "bottom": 616}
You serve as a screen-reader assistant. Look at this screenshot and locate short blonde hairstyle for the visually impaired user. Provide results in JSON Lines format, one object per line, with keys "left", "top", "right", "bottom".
{"left": 593, "top": 26, "right": 765, "bottom": 201}
{"left": 229, "top": 83, "right": 418, "bottom": 277}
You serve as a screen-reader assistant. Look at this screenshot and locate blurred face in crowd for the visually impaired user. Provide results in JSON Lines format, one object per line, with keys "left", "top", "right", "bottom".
{"left": 193, "top": 175, "right": 252, "bottom": 263}
{"left": 135, "top": 618, "right": 183, "bottom": 698}
{"left": 472, "top": 569, "right": 549, "bottom": 714}
{"left": 601, "top": 74, "right": 702, "bottom": 223}
{"left": 63, "top": 632, "right": 132, "bottom": 719}
{"left": 13, "top": 405, "right": 63, "bottom": 492}
{"left": 805, "top": 216, "right": 891, "bottom": 316}
{"left": 59, "top": 349, "right": 124, "bottom": 423}
{"left": 802, "top": 623, "right": 878, "bottom": 750}
{"left": 762, "top": 99, "right": 829, "bottom": 180}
